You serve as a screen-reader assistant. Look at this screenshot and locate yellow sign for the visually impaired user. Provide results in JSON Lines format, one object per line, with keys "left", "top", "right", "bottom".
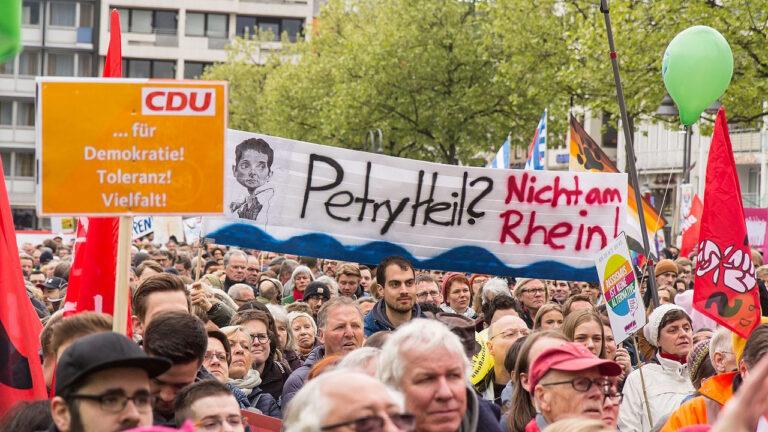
{"left": 37, "top": 78, "right": 227, "bottom": 216}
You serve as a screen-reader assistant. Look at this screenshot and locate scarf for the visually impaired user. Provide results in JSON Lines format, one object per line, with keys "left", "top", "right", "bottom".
{"left": 659, "top": 350, "right": 688, "bottom": 365}
{"left": 293, "top": 287, "right": 304, "bottom": 302}
{"left": 228, "top": 369, "right": 262, "bottom": 396}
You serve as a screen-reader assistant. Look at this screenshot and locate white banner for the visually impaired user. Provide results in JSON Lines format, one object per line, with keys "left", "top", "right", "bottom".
{"left": 203, "top": 130, "right": 630, "bottom": 281}
{"left": 132, "top": 216, "right": 154, "bottom": 240}
{"left": 595, "top": 232, "right": 646, "bottom": 344}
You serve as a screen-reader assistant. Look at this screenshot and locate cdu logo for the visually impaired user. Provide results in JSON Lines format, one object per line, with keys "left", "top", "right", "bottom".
{"left": 141, "top": 87, "right": 216, "bottom": 116}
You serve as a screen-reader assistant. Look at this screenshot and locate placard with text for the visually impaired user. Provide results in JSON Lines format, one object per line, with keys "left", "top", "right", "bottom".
{"left": 203, "top": 130, "right": 630, "bottom": 281}
{"left": 36, "top": 78, "right": 226, "bottom": 216}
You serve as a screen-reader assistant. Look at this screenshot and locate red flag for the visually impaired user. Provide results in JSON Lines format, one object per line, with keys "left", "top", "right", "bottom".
{"left": 680, "top": 194, "right": 703, "bottom": 257}
{"left": 0, "top": 158, "right": 47, "bottom": 413}
{"left": 693, "top": 107, "right": 761, "bottom": 338}
{"left": 64, "top": 9, "right": 127, "bottom": 331}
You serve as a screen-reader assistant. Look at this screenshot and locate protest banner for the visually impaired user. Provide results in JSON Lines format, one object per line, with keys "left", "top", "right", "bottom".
{"left": 595, "top": 232, "right": 645, "bottom": 344}
{"left": 132, "top": 216, "right": 154, "bottom": 239}
{"left": 36, "top": 78, "right": 227, "bottom": 216}
{"left": 745, "top": 208, "right": 768, "bottom": 258}
{"left": 203, "top": 130, "right": 629, "bottom": 282}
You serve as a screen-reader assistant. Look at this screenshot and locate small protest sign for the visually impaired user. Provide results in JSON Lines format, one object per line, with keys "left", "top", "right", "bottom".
{"left": 132, "top": 216, "right": 153, "bottom": 239}
{"left": 36, "top": 78, "right": 226, "bottom": 216}
{"left": 203, "top": 130, "right": 630, "bottom": 281}
{"left": 595, "top": 232, "right": 646, "bottom": 344}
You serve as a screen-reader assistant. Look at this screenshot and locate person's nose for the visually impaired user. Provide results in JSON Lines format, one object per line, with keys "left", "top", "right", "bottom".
{"left": 434, "top": 376, "right": 454, "bottom": 401}
{"left": 160, "top": 386, "right": 176, "bottom": 403}
{"left": 119, "top": 398, "right": 142, "bottom": 423}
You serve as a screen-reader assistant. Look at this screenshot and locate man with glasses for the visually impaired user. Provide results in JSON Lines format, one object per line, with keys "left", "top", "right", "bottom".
{"left": 285, "top": 370, "right": 415, "bottom": 432}
{"left": 526, "top": 342, "right": 622, "bottom": 431}
{"left": 484, "top": 316, "right": 530, "bottom": 407}
{"left": 414, "top": 274, "right": 442, "bottom": 306}
{"left": 174, "top": 380, "right": 245, "bottom": 432}
{"left": 49, "top": 332, "right": 171, "bottom": 432}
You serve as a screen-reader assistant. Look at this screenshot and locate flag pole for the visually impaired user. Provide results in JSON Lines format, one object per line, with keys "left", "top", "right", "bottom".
{"left": 112, "top": 216, "right": 132, "bottom": 334}
{"left": 599, "top": 0, "right": 659, "bottom": 307}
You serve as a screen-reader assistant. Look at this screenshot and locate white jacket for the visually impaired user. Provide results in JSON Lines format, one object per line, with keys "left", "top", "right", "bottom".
{"left": 618, "top": 354, "right": 694, "bottom": 432}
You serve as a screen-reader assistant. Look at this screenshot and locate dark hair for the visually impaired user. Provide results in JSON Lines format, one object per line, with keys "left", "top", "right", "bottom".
{"left": 376, "top": 256, "right": 414, "bottom": 287}
{"left": 235, "top": 138, "right": 274, "bottom": 169}
{"left": 231, "top": 309, "right": 279, "bottom": 362}
{"left": 203, "top": 260, "right": 220, "bottom": 273}
{"left": 132, "top": 273, "right": 190, "bottom": 323}
{"left": 658, "top": 309, "right": 692, "bottom": 338}
{"left": 143, "top": 311, "right": 207, "bottom": 365}
{"left": 0, "top": 400, "right": 52, "bottom": 432}
{"left": 299, "top": 256, "right": 318, "bottom": 268}
{"left": 207, "top": 330, "right": 231, "bottom": 364}
{"left": 175, "top": 255, "right": 192, "bottom": 270}
{"left": 418, "top": 302, "right": 442, "bottom": 314}
{"left": 174, "top": 380, "right": 233, "bottom": 427}
{"left": 504, "top": 336, "right": 529, "bottom": 377}
{"left": 733, "top": 324, "right": 768, "bottom": 392}
{"left": 415, "top": 274, "right": 437, "bottom": 285}
{"left": 483, "top": 295, "right": 522, "bottom": 327}
{"left": 562, "top": 294, "right": 594, "bottom": 316}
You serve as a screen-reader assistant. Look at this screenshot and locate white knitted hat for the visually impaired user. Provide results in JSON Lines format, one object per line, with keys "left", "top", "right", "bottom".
{"left": 642, "top": 303, "right": 689, "bottom": 347}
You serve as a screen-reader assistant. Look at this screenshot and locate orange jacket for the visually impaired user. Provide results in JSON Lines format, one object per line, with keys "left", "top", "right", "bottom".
{"left": 660, "top": 371, "right": 737, "bottom": 432}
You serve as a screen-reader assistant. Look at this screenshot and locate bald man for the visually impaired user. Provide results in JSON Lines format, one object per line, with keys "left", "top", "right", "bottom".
{"left": 485, "top": 316, "right": 530, "bottom": 406}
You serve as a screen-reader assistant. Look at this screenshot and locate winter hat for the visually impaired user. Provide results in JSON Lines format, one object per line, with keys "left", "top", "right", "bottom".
{"left": 655, "top": 259, "right": 678, "bottom": 277}
{"left": 643, "top": 304, "right": 689, "bottom": 347}
{"left": 291, "top": 265, "right": 315, "bottom": 282}
{"left": 686, "top": 340, "right": 711, "bottom": 384}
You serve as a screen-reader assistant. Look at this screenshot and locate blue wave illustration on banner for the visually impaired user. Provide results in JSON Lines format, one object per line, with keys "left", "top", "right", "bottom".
{"left": 205, "top": 223, "right": 600, "bottom": 282}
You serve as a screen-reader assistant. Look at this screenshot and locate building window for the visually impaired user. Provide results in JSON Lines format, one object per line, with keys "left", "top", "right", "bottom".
{"left": 79, "top": 2, "right": 94, "bottom": 27}
{"left": 77, "top": 53, "right": 92, "bottom": 76}
{"left": 117, "top": 8, "right": 177, "bottom": 35}
{"left": 18, "top": 50, "right": 40, "bottom": 76}
{"left": 50, "top": 2, "right": 77, "bottom": 27}
{"left": 154, "top": 10, "right": 177, "bottom": 35}
{"left": 184, "top": 61, "right": 210, "bottom": 79}
{"left": 22, "top": 1, "right": 40, "bottom": 25}
{"left": 123, "top": 58, "right": 175, "bottom": 78}
{"left": 47, "top": 52, "right": 75, "bottom": 76}
{"left": 17, "top": 101, "right": 35, "bottom": 127}
{"left": 186, "top": 13, "right": 227, "bottom": 38}
{"left": 236, "top": 15, "right": 304, "bottom": 42}
{"left": 0, "top": 58, "right": 14, "bottom": 75}
{"left": 0, "top": 100, "right": 12, "bottom": 125}
{"left": 14, "top": 152, "right": 34, "bottom": 177}
{"left": 0, "top": 150, "right": 10, "bottom": 176}
{"left": 12, "top": 208, "right": 38, "bottom": 230}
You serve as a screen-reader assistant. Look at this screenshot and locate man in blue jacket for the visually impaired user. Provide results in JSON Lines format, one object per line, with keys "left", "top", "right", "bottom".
{"left": 364, "top": 255, "right": 425, "bottom": 337}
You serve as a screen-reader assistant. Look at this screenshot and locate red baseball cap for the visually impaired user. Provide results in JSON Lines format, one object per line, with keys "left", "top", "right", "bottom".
{"left": 528, "top": 342, "right": 622, "bottom": 391}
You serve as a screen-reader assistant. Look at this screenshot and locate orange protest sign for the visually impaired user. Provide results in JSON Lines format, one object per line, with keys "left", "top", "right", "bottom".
{"left": 37, "top": 78, "right": 226, "bottom": 216}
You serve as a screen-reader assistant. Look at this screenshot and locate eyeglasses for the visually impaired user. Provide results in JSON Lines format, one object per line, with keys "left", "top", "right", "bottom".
{"left": 416, "top": 290, "right": 440, "bottom": 299}
{"left": 195, "top": 415, "right": 245, "bottom": 432}
{"left": 204, "top": 351, "right": 228, "bottom": 363}
{"left": 604, "top": 391, "right": 624, "bottom": 404}
{"left": 521, "top": 288, "right": 546, "bottom": 295}
{"left": 69, "top": 391, "right": 154, "bottom": 413}
{"left": 540, "top": 377, "right": 612, "bottom": 394}
{"left": 490, "top": 329, "right": 530, "bottom": 340}
{"left": 249, "top": 333, "right": 270, "bottom": 344}
{"left": 321, "top": 413, "right": 416, "bottom": 432}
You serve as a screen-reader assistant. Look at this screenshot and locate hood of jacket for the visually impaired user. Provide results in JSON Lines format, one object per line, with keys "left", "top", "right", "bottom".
{"left": 364, "top": 299, "right": 424, "bottom": 335}
{"left": 699, "top": 371, "right": 737, "bottom": 406}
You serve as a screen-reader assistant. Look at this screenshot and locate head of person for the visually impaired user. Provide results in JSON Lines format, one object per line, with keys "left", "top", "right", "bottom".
{"left": 292, "top": 265, "right": 315, "bottom": 293}
{"left": 757, "top": 265, "right": 768, "bottom": 284}
{"left": 359, "top": 264, "right": 373, "bottom": 289}
{"left": 335, "top": 263, "right": 362, "bottom": 297}
{"left": 379, "top": 319, "right": 469, "bottom": 432}
{"left": 256, "top": 277, "right": 282, "bottom": 304}
{"left": 599, "top": 317, "right": 617, "bottom": 361}
{"left": 29, "top": 269, "right": 46, "bottom": 285}
{"left": 0, "top": 400, "right": 52, "bottom": 432}
{"left": 223, "top": 250, "right": 248, "bottom": 283}
{"left": 482, "top": 294, "right": 520, "bottom": 328}
{"left": 487, "top": 316, "right": 530, "bottom": 372}
{"left": 303, "top": 281, "right": 331, "bottom": 316}
{"left": 285, "top": 370, "right": 412, "bottom": 432}
{"left": 289, "top": 311, "right": 318, "bottom": 354}
{"left": 709, "top": 326, "right": 737, "bottom": 374}
{"left": 232, "top": 138, "right": 273, "bottom": 192}
{"left": 266, "top": 303, "right": 292, "bottom": 351}
{"left": 562, "top": 309, "right": 606, "bottom": 358}
{"left": 643, "top": 304, "right": 693, "bottom": 359}
{"left": 514, "top": 278, "right": 548, "bottom": 313}
{"left": 687, "top": 340, "right": 716, "bottom": 390}
{"left": 322, "top": 259, "right": 339, "bottom": 277}
{"left": 131, "top": 273, "right": 190, "bottom": 336}
{"left": 336, "top": 346, "right": 382, "bottom": 376}
{"left": 203, "top": 330, "right": 231, "bottom": 383}
{"left": 481, "top": 277, "right": 511, "bottom": 306}
{"left": 414, "top": 274, "right": 442, "bottom": 306}
{"left": 563, "top": 294, "right": 594, "bottom": 317}
{"left": 534, "top": 303, "right": 565, "bottom": 331}
{"left": 37, "top": 276, "right": 68, "bottom": 313}
{"left": 658, "top": 286, "right": 676, "bottom": 305}
{"left": 441, "top": 273, "right": 472, "bottom": 314}
{"left": 509, "top": 330, "right": 569, "bottom": 432}
{"left": 551, "top": 281, "right": 572, "bottom": 303}
{"left": 245, "top": 255, "right": 261, "bottom": 286}
{"left": 693, "top": 328, "right": 714, "bottom": 346}
{"left": 50, "top": 332, "right": 171, "bottom": 432}
{"left": 142, "top": 311, "right": 208, "bottom": 419}
{"left": 675, "top": 257, "right": 693, "bottom": 285}
{"left": 528, "top": 342, "right": 621, "bottom": 424}
{"left": 174, "top": 380, "right": 244, "bottom": 432}
{"left": 230, "top": 309, "right": 276, "bottom": 370}
{"left": 504, "top": 336, "right": 529, "bottom": 384}
{"left": 357, "top": 297, "right": 376, "bottom": 315}
{"left": 655, "top": 259, "right": 678, "bottom": 289}
{"left": 219, "top": 326, "right": 253, "bottom": 379}
{"left": 317, "top": 296, "right": 365, "bottom": 356}
{"left": 377, "top": 256, "right": 417, "bottom": 315}
{"left": 50, "top": 312, "right": 113, "bottom": 361}
{"left": 228, "top": 283, "right": 255, "bottom": 308}
{"left": 673, "top": 279, "right": 688, "bottom": 294}
{"left": 736, "top": 323, "right": 768, "bottom": 388}
{"left": 580, "top": 283, "right": 602, "bottom": 303}
{"left": 19, "top": 253, "right": 33, "bottom": 276}
{"left": 174, "top": 255, "right": 192, "bottom": 277}
{"left": 136, "top": 260, "right": 163, "bottom": 282}
{"left": 278, "top": 259, "right": 299, "bottom": 286}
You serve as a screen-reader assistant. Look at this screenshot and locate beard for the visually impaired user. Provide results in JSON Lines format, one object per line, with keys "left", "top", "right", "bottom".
{"left": 385, "top": 296, "right": 413, "bottom": 313}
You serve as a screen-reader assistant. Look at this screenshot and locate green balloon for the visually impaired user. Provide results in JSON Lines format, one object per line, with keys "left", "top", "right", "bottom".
{"left": 662, "top": 26, "right": 733, "bottom": 126}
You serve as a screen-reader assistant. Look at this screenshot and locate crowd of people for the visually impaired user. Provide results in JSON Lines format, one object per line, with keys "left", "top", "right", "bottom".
{"left": 5, "top": 236, "right": 768, "bottom": 432}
